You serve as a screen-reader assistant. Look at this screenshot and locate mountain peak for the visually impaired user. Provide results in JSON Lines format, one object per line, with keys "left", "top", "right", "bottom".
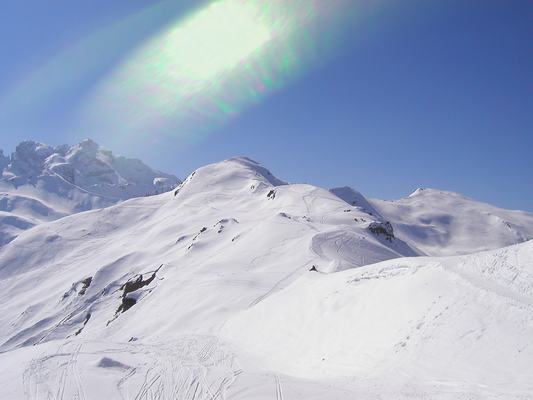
{"left": 9, "top": 140, "right": 54, "bottom": 177}
{"left": 72, "top": 138, "right": 100, "bottom": 154}
{"left": 0, "top": 139, "right": 181, "bottom": 245}
{"left": 79, "top": 138, "right": 98, "bottom": 147}
{"left": 408, "top": 187, "right": 462, "bottom": 198}
{"left": 371, "top": 187, "right": 533, "bottom": 256}
{"left": 227, "top": 156, "right": 260, "bottom": 164}
{"left": 408, "top": 187, "right": 435, "bottom": 197}
{"left": 3, "top": 139, "right": 181, "bottom": 199}
{"left": 177, "top": 156, "right": 286, "bottom": 196}
{"left": 225, "top": 156, "right": 286, "bottom": 186}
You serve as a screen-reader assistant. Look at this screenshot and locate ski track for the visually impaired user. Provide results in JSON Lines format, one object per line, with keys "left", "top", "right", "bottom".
{"left": 22, "top": 337, "right": 240, "bottom": 400}
{"left": 275, "top": 375, "right": 284, "bottom": 400}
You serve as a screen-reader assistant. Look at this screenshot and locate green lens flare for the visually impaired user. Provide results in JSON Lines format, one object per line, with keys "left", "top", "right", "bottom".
{"left": 0, "top": 0, "right": 366, "bottom": 143}
{"left": 165, "top": 1, "right": 273, "bottom": 80}
{"left": 80, "top": 0, "right": 358, "bottom": 140}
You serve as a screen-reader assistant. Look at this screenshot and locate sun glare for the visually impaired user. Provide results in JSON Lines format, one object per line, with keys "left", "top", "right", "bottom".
{"left": 150, "top": 1, "right": 272, "bottom": 81}
{"left": 79, "top": 0, "right": 355, "bottom": 139}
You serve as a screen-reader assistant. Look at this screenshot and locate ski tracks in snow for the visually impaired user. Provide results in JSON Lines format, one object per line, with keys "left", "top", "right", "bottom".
{"left": 275, "top": 375, "right": 284, "bottom": 400}
{"left": 22, "top": 336, "right": 240, "bottom": 400}
{"left": 23, "top": 343, "right": 86, "bottom": 400}
{"left": 131, "top": 337, "right": 240, "bottom": 400}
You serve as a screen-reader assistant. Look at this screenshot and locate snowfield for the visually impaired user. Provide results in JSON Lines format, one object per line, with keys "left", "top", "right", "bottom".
{"left": 0, "top": 154, "right": 532, "bottom": 399}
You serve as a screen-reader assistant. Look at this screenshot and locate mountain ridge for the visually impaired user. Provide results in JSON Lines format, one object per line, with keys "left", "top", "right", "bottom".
{"left": 1, "top": 145, "right": 533, "bottom": 398}
{"left": 369, "top": 186, "right": 533, "bottom": 256}
{"left": 0, "top": 139, "right": 181, "bottom": 246}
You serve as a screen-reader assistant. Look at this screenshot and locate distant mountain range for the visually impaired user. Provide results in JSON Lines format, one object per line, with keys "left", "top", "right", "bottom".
{"left": 0, "top": 139, "right": 180, "bottom": 246}
{"left": 0, "top": 144, "right": 532, "bottom": 399}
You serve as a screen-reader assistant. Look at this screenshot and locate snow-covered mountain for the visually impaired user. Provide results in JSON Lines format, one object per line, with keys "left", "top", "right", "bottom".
{"left": 0, "top": 156, "right": 532, "bottom": 399}
{"left": 0, "top": 139, "right": 180, "bottom": 246}
{"left": 329, "top": 185, "right": 533, "bottom": 257}
{"left": 370, "top": 187, "right": 533, "bottom": 256}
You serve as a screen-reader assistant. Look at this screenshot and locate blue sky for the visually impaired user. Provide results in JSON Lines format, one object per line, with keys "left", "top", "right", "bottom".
{"left": 0, "top": 0, "right": 531, "bottom": 211}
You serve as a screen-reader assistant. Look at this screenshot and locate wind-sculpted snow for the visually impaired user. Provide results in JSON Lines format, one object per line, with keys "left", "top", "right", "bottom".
{"left": 1, "top": 157, "right": 533, "bottom": 399}
{"left": 310, "top": 229, "right": 417, "bottom": 273}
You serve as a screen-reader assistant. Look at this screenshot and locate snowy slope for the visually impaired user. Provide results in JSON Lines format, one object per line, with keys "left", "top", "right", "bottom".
{"left": 330, "top": 186, "right": 383, "bottom": 217}
{"left": 0, "top": 139, "right": 180, "bottom": 245}
{"left": 0, "top": 157, "right": 532, "bottom": 399}
{"left": 0, "top": 157, "right": 419, "bottom": 347}
{"left": 367, "top": 188, "right": 533, "bottom": 256}
{"left": 0, "top": 157, "right": 427, "bottom": 399}
{"left": 0, "top": 193, "right": 64, "bottom": 247}
{"left": 223, "top": 240, "right": 533, "bottom": 397}
{"left": 330, "top": 185, "right": 533, "bottom": 257}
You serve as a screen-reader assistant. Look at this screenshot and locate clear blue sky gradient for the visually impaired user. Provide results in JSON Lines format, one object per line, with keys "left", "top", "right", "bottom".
{"left": 0, "top": 0, "right": 531, "bottom": 211}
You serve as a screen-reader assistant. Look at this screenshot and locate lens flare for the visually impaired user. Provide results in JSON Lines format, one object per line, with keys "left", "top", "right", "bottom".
{"left": 162, "top": 1, "right": 273, "bottom": 80}
{"left": 79, "top": 0, "right": 359, "bottom": 141}
{"left": 0, "top": 0, "right": 194, "bottom": 128}
{"left": 0, "top": 0, "right": 366, "bottom": 143}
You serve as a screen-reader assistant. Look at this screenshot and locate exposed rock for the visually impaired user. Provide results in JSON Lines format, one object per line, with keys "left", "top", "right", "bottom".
{"left": 0, "top": 150, "right": 9, "bottom": 172}
{"left": 74, "top": 312, "right": 91, "bottom": 336}
{"left": 78, "top": 277, "right": 93, "bottom": 296}
{"left": 117, "top": 265, "right": 163, "bottom": 314}
{"left": 368, "top": 221, "right": 395, "bottom": 242}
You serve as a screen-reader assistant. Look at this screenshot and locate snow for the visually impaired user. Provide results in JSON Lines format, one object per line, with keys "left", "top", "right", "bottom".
{"left": 370, "top": 187, "right": 533, "bottom": 256}
{"left": 223, "top": 241, "right": 533, "bottom": 395}
{"left": 0, "top": 154, "right": 532, "bottom": 399}
{"left": 0, "top": 139, "right": 180, "bottom": 246}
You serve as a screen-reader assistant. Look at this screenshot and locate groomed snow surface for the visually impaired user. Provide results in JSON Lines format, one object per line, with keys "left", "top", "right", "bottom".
{"left": 1, "top": 152, "right": 533, "bottom": 399}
